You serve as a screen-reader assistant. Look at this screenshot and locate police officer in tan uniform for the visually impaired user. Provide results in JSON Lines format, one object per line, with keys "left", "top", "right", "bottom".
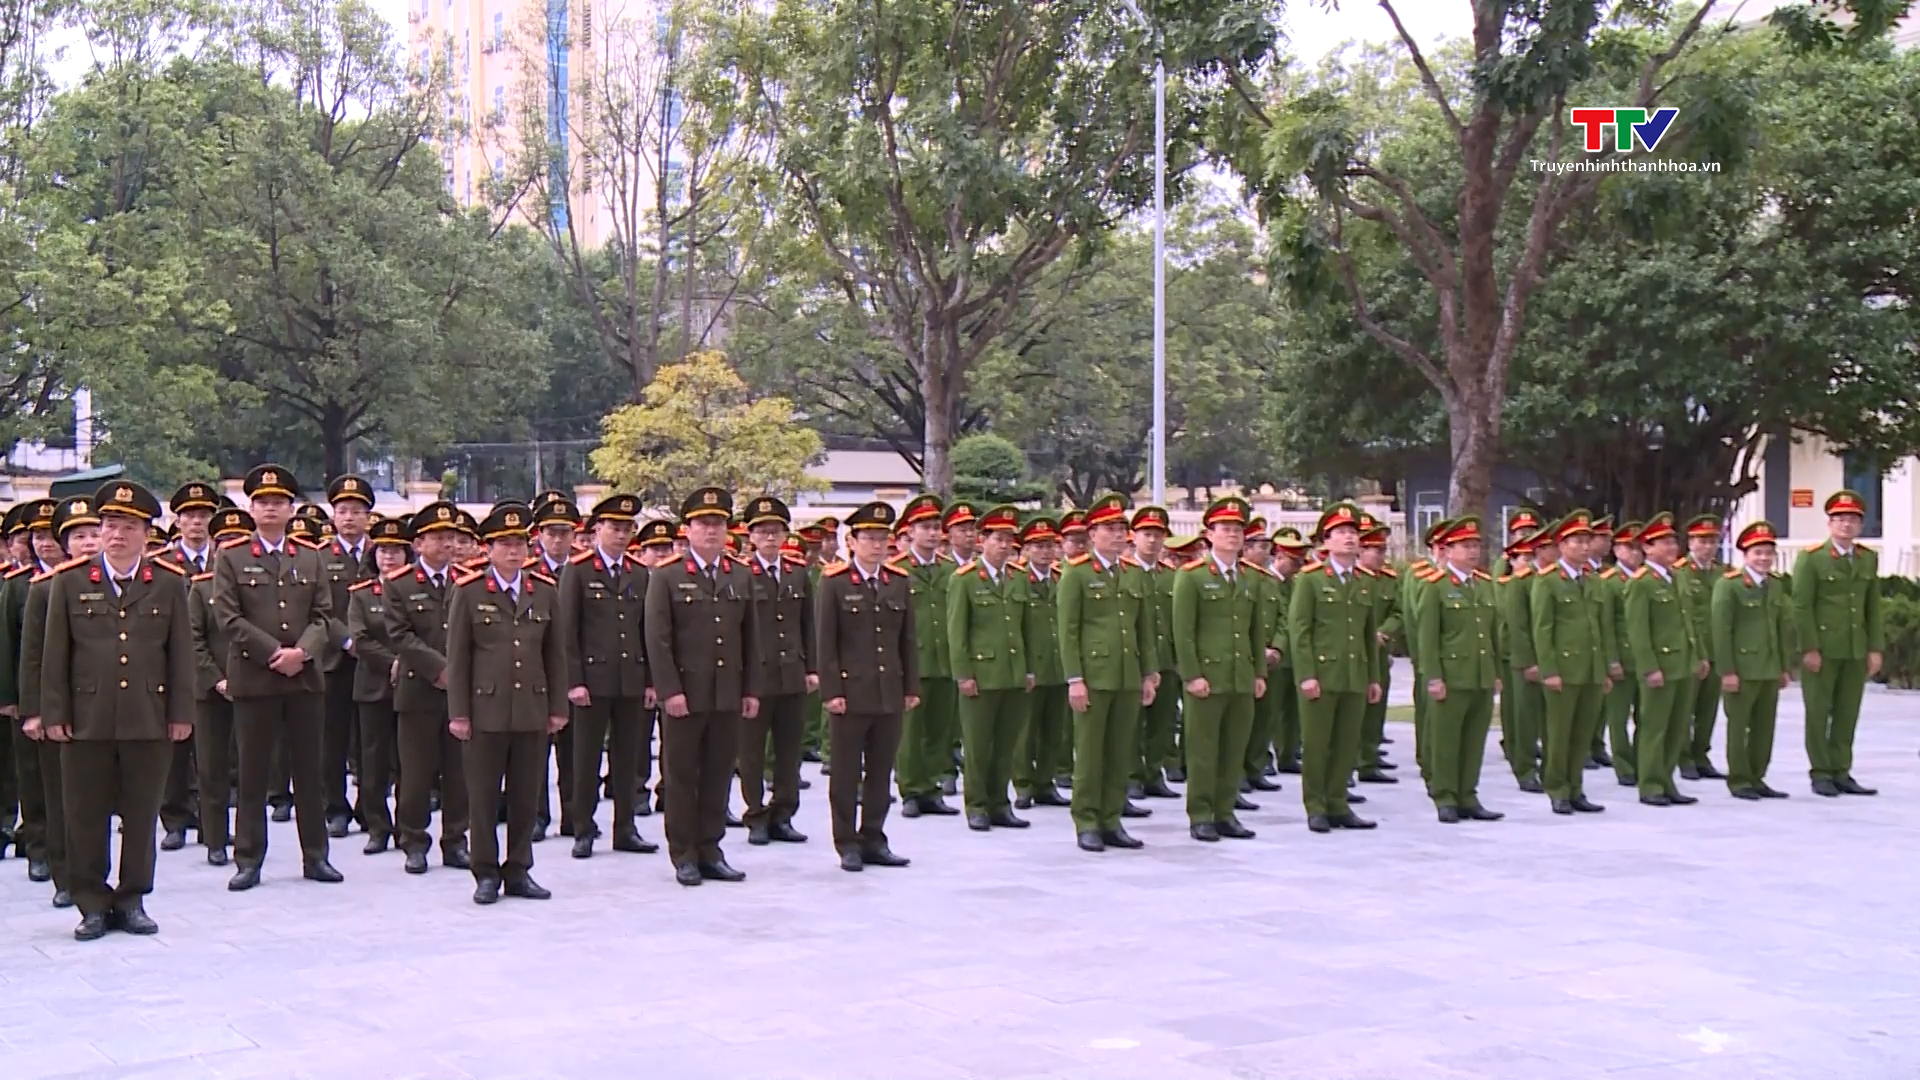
{"left": 446, "top": 503, "right": 569, "bottom": 904}
{"left": 383, "top": 501, "right": 471, "bottom": 875}
{"left": 213, "top": 465, "right": 341, "bottom": 891}
{"left": 529, "top": 496, "right": 582, "bottom": 839}
{"left": 739, "top": 495, "right": 815, "bottom": 846}
{"left": 189, "top": 507, "right": 253, "bottom": 866}
{"left": 40, "top": 482, "right": 195, "bottom": 939}
{"left": 319, "top": 474, "right": 376, "bottom": 838}
{"left": 158, "top": 481, "right": 220, "bottom": 851}
{"left": 346, "top": 516, "right": 411, "bottom": 853}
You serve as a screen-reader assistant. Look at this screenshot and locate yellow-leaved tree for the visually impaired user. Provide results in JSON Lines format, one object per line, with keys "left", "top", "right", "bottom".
{"left": 590, "top": 351, "right": 827, "bottom": 504}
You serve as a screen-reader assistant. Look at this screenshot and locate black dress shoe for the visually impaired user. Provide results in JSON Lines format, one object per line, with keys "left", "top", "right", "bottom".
{"left": 303, "top": 860, "right": 344, "bottom": 883}
{"left": 473, "top": 878, "right": 501, "bottom": 905}
{"left": 1812, "top": 778, "right": 1841, "bottom": 797}
{"left": 1034, "top": 787, "right": 1070, "bottom": 807}
{"left": 1730, "top": 787, "right": 1762, "bottom": 801}
{"left": 1679, "top": 764, "right": 1700, "bottom": 781}
{"left": 798, "top": 777, "right": 811, "bottom": 790}
{"left": 966, "top": 813, "right": 991, "bottom": 832}
{"left": 1551, "top": 799, "right": 1574, "bottom": 815}
{"left": 1237, "top": 778, "right": 1253, "bottom": 794}
{"left": 900, "top": 797, "right": 923, "bottom": 818}
{"left": 228, "top": 865, "right": 261, "bottom": 891}
{"left": 1592, "top": 749, "right": 1613, "bottom": 767}
{"left": 363, "top": 834, "right": 389, "bottom": 855}
{"left": 861, "top": 846, "right": 909, "bottom": 867}
{"left": 1247, "top": 775, "right": 1281, "bottom": 792}
{"left": 940, "top": 777, "right": 958, "bottom": 797}
{"left": 1102, "top": 827, "right": 1144, "bottom": 849}
{"left": 1076, "top": 830, "right": 1107, "bottom": 852}
{"left": 443, "top": 844, "right": 471, "bottom": 870}
{"left": 1436, "top": 806, "right": 1461, "bottom": 824}
{"left": 1757, "top": 783, "right": 1789, "bottom": 799}
{"left": 161, "top": 828, "right": 187, "bottom": 851}
{"left": 840, "top": 850, "right": 864, "bottom": 872}
{"left": 1264, "top": 759, "right": 1280, "bottom": 776}
{"left": 1356, "top": 771, "right": 1397, "bottom": 785}
{"left": 1835, "top": 777, "right": 1878, "bottom": 796}
{"left": 725, "top": 810, "right": 744, "bottom": 828}
{"left": 1144, "top": 776, "right": 1180, "bottom": 798}
{"left": 1127, "top": 781, "right": 1146, "bottom": 799}
{"left": 1617, "top": 773, "right": 1638, "bottom": 787}
{"left": 613, "top": 831, "right": 660, "bottom": 854}
{"left": 748, "top": 823, "right": 772, "bottom": 845}
{"left": 802, "top": 747, "right": 823, "bottom": 763}
{"left": 1379, "top": 760, "right": 1399, "bottom": 770}
{"left": 1347, "top": 792, "right": 1367, "bottom": 804}
{"left": 1307, "top": 815, "right": 1332, "bottom": 833}
{"left": 531, "top": 822, "right": 548, "bottom": 843}
{"left": 52, "top": 888, "right": 74, "bottom": 908}
{"left": 207, "top": 846, "right": 230, "bottom": 867}
{"left": 28, "top": 857, "right": 51, "bottom": 882}
{"left": 118, "top": 904, "right": 159, "bottom": 935}
{"left": 767, "top": 822, "right": 807, "bottom": 843}
{"left": 1639, "top": 793, "right": 1673, "bottom": 807}
{"left": 1332, "top": 812, "right": 1376, "bottom": 829}
{"left": 270, "top": 804, "right": 293, "bottom": 823}
{"left": 675, "top": 863, "right": 702, "bottom": 886}
{"left": 697, "top": 859, "right": 745, "bottom": 882}
{"left": 1163, "top": 767, "right": 1185, "bottom": 783}
{"left": 1014, "top": 795, "right": 1033, "bottom": 810}
{"left": 921, "top": 795, "right": 960, "bottom": 816}
{"left": 326, "top": 815, "right": 351, "bottom": 839}
{"left": 1215, "top": 819, "right": 1256, "bottom": 840}
{"left": 1055, "top": 773, "right": 1074, "bottom": 789}
{"left": 1518, "top": 776, "right": 1544, "bottom": 794}
{"left": 988, "top": 810, "right": 1030, "bottom": 829}
{"left": 635, "top": 800, "right": 653, "bottom": 817}
{"left": 74, "top": 912, "right": 111, "bottom": 941}
{"left": 1571, "top": 796, "right": 1604, "bottom": 813}
{"left": 1278, "top": 760, "right": 1302, "bottom": 775}
{"left": 1583, "top": 758, "right": 1601, "bottom": 771}
{"left": 1463, "top": 806, "right": 1505, "bottom": 821}
{"left": 1189, "top": 823, "right": 1220, "bottom": 842}
{"left": 404, "top": 850, "right": 429, "bottom": 874}
{"left": 1695, "top": 762, "right": 1724, "bottom": 779}
{"left": 1122, "top": 800, "right": 1151, "bottom": 818}
{"left": 1232, "top": 795, "right": 1258, "bottom": 812}
{"left": 505, "top": 876, "right": 551, "bottom": 900}
{"left": 1667, "top": 792, "right": 1698, "bottom": 805}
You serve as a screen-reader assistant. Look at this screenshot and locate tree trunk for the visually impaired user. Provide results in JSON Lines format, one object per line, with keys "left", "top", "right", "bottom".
{"left": 1446, "top": 392, "right": 1497, "bottom": 522}
{"left": 321, "top": 403, "right": 348, "bottom": 483}
{"left": 921, "top": 361, "right": 956, "bottom": 497}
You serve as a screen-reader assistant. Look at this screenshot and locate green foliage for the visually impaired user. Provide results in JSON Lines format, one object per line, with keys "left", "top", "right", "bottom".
{"left": 950, "top": 433, "right": 1046, "bottom": 506}
{"left": 1881, "top": 591, "right": 1920, "bottom": 690}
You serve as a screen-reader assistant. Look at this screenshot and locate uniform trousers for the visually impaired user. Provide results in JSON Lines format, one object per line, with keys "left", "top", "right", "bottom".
{"left": 539, "top": 722, "right": 573, "bottom": 831}
{"left": 1606, "top": 668, "right": 1639, "bottom": 782}
{"left": 1503, "top": 672, "right": 1544, "bottom": 783}
{"left": 1272, "top": 666, "right": 1301, "bottom": 767}
{"left": 1014, "top": 684, "right": 1068, "bottom": 795}
{"left": 661, "top": 710, "right": 738, "bottom": 867}
{"left": 1139, "top": 672, "right": 1181, "bottom": 782}
{"left": 35, "top": 738, "right": 70, "bottom": 891}
{"left": 1069, "top": 688, "right": 1139, "bottom": 834}
{"left": 12, "top": 719, "right": 48, "bottom": 861}
{"left": 1242, "top": 680, "right": 1276, "bottom": 780}
{"left": 828, "top": 711, "right": 901, "bottom": 854}
{"left": 1357, "top": 667, "right": 1391, "bottom": 772}
{"left": 158, "top": 739, "right": 197, "bottom": 834}
{"left": 1681, "top": 671, "right": 1720, "bottom": 772}
{"left": 61, "top": 739, "right": 170, "bottom": 917}
{"left": 466, "top": 729, "right": 543, "bottom": 882}
{"left": 895, "top": 678, "right": 955, "bottom": 800}
{"left": 1185, "top": 690, "right": 1254, "bottom": 826}
{"left": 1634, "top": 677, "right": 1690, "bottom": 799}
{"left": 572, "top": 695, "right": 646, "bottom": 837}
{"left": 957, "top": 689, "right": 1026, "bottom": 817}
{"left": 1802, "top": 657, "right": 1867, "bottom": 782}
{"left": 396, "top": 708, "right": 468, "bottom": 857}
{"left": 1542, "top": 682, "right": 1605, "bottom": 802}
{"left": 234, "top": 694, "right": 329, "bottom": 868}
{"left": 322, "top": 663, "right": 358, "bottom": 823}
{"left": 1428, "top": 689, "right": 1493, "bottom": 809}
{"left": 1722, "top": 678, "right": 1780, "bottom": 792}
{"left": 355, "top": 698, "right": 397, "bottom": 841}
{"left": 194, "top": 696, "right": 235, "bottom": 850}
{"left": 739, "top": 691, "right": 805, "bottom": 828}
{"left": 1300, "top": 689, "right": 1365, "bottom": 817}
{"left": 0, "top": 723, "right": 14, "bottom": 842}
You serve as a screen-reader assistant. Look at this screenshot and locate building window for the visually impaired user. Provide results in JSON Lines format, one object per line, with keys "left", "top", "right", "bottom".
{"left": 1413, "top": 490, "right": 1445, "bottom": 542}
{"left": 493, "top": 84, "right": 504, "bottom": 116}
{"left": 1840, "top": 451, "right": 1884, "bottom": 538}
{"left": 493, "top": 12, "right": 504, "bottom": 47}
{"left": 1764, "top": 436, "right": 1791, "bottom": 530}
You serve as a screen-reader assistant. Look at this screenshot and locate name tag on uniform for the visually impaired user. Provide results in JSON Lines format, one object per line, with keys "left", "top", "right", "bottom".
{"left": 587, "top": 581, "right": 608, "bottom": 591}
{"left": 1087, "top": 579, "right": 1108, "bottom": 591}
{"left": 477, "top": 603, "right": 500, "bottom": 613}
{"left": 242, "top": 566, "right": 267, "bottom": 575}
{"left": 676, "top": 582, "right": 701, "bottom": 591}
{"left": 78, "top": 592, "right": 106, "bottom": 602}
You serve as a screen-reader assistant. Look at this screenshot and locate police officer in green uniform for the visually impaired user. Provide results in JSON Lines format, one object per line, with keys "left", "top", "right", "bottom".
{"left": 1412, "top": 516, "right": 1504, "bottom": 823}
{"left": 1238, "top": 516, "right": 1281, "bottom": 793}
{"left": 1058, "top": 494, "right": 1160, "bottom": 852}
{"left": 1404, "top": 519, "right": 1448, "bottom": 792}
{"left": 1268, "top": 527, "right": 1312, "bottom": 775}
{"left": 345, "top": 516, "right": 409, "bottom": 853}
{"left": 1172, "top": 496, "right": 1267, "bottom": 842}
{"left": 1130, "top": 506, "right": 1181, "bottom": 799}
{"left": 1287, "top": 503, "right": 1383, "bottom": 834}
{"left": 1599, "top": 523, "right": 1643, "bottom": 787}
{"left": 189, "top": 508, "right": 252, "bottom": 866}
{"left": 814, "top": 501, "right": 917, "bottom": 871}
{"left": 445, "top": 503, "right": 568, "bottom": 904}
{"left": 41, "top": 482, "right": 195, "bottom": 939}
{"left": 1677, "top": 514, "right": 1727, "bottom": 781}
{"left": 737, "top": 494, "right": 815, "bottom": 846}
{"left": 1530, "top": 511, "right": 1613, "bottom": 816}
{"left": 1356, "top": 516, "right": 1401, "bottom": 784}
{"left": 1712, "top": 520, "right": 1796, "bottom": 800}
{"left": 1496, "top": 527, "right": 1544, "bottom": 792}
{"left": 894, "top": 494, "right": 960, "bottom": 816}
{"left": 384, "top": 501, "right": 470, "bottom": 875}
{"left": 1015, "top": 516, "right": 1069, "bottom": 809}
{"left": 947, "top": 505, "right": 1032, "bottom": 830}
{"left": 1623, "top": 513, "right": 1709, "bottom": 806}
{"left": 213, "top": 465, "right": 342, "bottom": 890}
{"left": 645, "top": 487, "right": 762, "bottom": 887}
{"left": 1793, "top": 489, "right": 1885, "bottom": 797}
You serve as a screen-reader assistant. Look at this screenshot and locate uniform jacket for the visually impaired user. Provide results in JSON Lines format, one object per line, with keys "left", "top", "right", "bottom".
{"left": 644, "top": 551, "right": 762, "bottom": 714}
{"left": 41, "top": 555, "right": 196, "bottom": 740}
{"left": 316, "top": 536, "right": 374, "bottom": 671}
{"left": 558, "top": 547, "right": 651, "bottom": 699}
{"left": 1147, "top": 562, "right": 1178, "bottom": 675}
{"left": 188, "top": 574, "right": 231, "bottom": 701}
{"left": 210, "top": 534, "right": 332, "bottom": 698}
{"left": 1711, "top": 569, "right": 1796, "bottom": 682}
{"left": 815, "top": 559, "right": 918, "bottom": 713}
{"left": 1676, "top": 556, "right": 1721, "bottom": 664}
{"left": 16, "top": 576, "right": 53, "bottom": 718}
{"left": 1023, "top": 562, "right": 1065, "bottom": 687}
{"left": 898, "top": 551, "right": 956, "bottom": 680}
{"left": 1497, "top": 564, "right": 1538, "bottom": 672}
{"left": 744, "top": 550, "right": 813, "bottom": 698}
{"left": 945, "top": 557, "right": 1030, "bottom": 691}
{"left": 347, "top": 578, "right": 399, "bottom": 702}
{"left": 1412, "top": 566, "right": 1500, "bottom": 691}
{"left": 383, "top": 561, "right": 458, "bottom": 713}
{"left": 1171, "top": 556, "right": 1267, "bottom": 696}
{"left": 1056, "top": 553, "right": 1159, "bottom": 692}
{"left": 0, "top": 563, "right": 40, "bottom": 709}
{"left": 1624, "top": 564, "right": 1698, "bottom": 679}
{"left": 1529, "top": 563, "right": 1613, "bottom": 685}
{"left": 1286, "top": 559, "right": 1380, "bottom": 694}
{"left": 1791, "top": 541, "right": 1885, "bottom": 660}
{"left": 1268, "top": 571, "right": 1299, "bottom": 670}
{"left": 447, "top": 568, "right": 567, "bottom": 732}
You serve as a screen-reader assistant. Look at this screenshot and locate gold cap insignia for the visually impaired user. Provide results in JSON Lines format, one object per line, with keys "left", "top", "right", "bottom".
{"left": 506, "top": 513, "right": 521, "bottom": 527}
{"left": 437, "top": 507, "right": 451, "bottom": 521}
{"left": 115, "top": 486, "right": 133, "bottom": 502}
{"left": 261, "top": 470, "right": 278, "bottom": 486}
{"left": 703, "top": 491, "right": 718, "bottom": 505}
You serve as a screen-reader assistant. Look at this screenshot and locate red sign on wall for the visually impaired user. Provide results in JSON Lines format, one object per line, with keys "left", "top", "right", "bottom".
{"left": 1791, "top": 489, "right": 1814, "bottom": 509}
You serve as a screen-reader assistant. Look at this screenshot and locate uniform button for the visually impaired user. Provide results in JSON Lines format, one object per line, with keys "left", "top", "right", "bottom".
{"left": 776, "top": 614, "right": 784, "bottom": 621}
{"left": 717, "top": 659, "right": 725, "bottom": 668}
{"left": 281, "top": 623, "right": 289, "bottom": 631}
{"left": 513, "top": 640, "right": 521, "bottom": 647}
{"left": 279, "top": 601, "right": 287, "bottom": 609}
{"left": 119, "top": 632, "right": 127, "bottom": 641}
{"left": 620, "top": 652, "right": 628, "bottom": 659}
{"left": 879, "top": 665, "right": 886, "bottom": 673}
{"left": 514, "top": 682, "right": 522, "bottom": 689}
{"left": 514, "top": 660, "right": 522, "bottom": 668}
{"left": 119, "top": 679, "right": 128, "bottom": 689}
{"left": 717, "top": 637, "right": 725, "bottom": 644}
{"left": 120, "top": 655, "right": 129, "bottom": 665}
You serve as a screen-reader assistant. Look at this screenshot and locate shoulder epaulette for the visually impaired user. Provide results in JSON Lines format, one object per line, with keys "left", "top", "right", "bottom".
{"left": 295, "top": 536, "right": 327, "bottom": 550}
{"left": 385, "top": 565, "right": 413, "bottom": 581}
{"left": 1066, "top": 553, "right": 1092, "bottom": 566}
{"left": 884, "top": 557, "right": 910, "bottom": 575}
{"left": 1473, "top": 569, "right": 1491, "bottom": 581}
{"left": 150, "top": 556, "right": 186, "bottom": 576}
{"left": 1181, "top": 558, "right": 1207, "bottom": 571}
{"left": 822, "top": 561, "right": 850, "bottom": 578}
{"left": 219, "top": 536, "right": 250, "bottom": 549}
{"left": 530, "top": 570, "right": 556, "bottom": 586}
{"left": 1673, "top": 556, "right": 1690, "bottom": 570}
{"left": 1498, "top": 573, "right": 1514, "bottom": 584}
{"left": 349, "top": 577, "right": 379, "bottom": 591}
{"left": 1513, "top": 565, "right": 1533, "bottom": 579}
{"left": 1409, "top": 558, "right": 1431, "bottom": 574}
{"left": 1556, "top": 564, "right": 1575, "bottom": 579}
{"left": 1301, "top": 560, "right": 1325, "bottom": 574}
{"left": 453, "top": 568, "right": 485, "bottom": 587}
{"left": 1418, "top": 567, "right": 1445, "bottom": 583}
{"left": 1120, "top": 554, "right": 1144, "bottom": 569}
{"left": 1628, "top": 566, "right": 1648, "bottom": 580}
{"left": 4, "top": 564, "right": 32, "bottom": 580}
{"left": 1724, "top": 568, "right": 1743, "bottom": 579}
{"left": 569, "top": 550, "right": 594, "bottom": 564}
{"left": 1009, "top": 558, "right": 1028, "bottom": 571}
{"left": 37, "top": 554, "right": 89, "bottom": 583}
{"left": 1599, "top": 566, "right": 1619, "bottom": 580}
{"left": 1379, "top": 565, "right": 1399, "bottom": 579}
{"left": 192, "top": 572, "right": 214, "bottom": 584}
{"left": 938, "top": 553, "right": 957, "bottom": 564}
{"left": 782, "top": 552, "right": 807, "bottom": 567}
{"left": 1357, "top": 566, "right": 1377, "bottom": 577}
{"left": 952, "top": 559, "right": 976, "bottom": 577}
{"left": 1241, "top": 559, "right": 1275, "bottom": 578}
{"left": 1859, "top": 543, "right": 1877, "bottom": 556}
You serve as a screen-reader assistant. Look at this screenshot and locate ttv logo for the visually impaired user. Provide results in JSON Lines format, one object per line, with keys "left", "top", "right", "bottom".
{"left": 1569, "top": 107, "right": 1679, "bottom": 153}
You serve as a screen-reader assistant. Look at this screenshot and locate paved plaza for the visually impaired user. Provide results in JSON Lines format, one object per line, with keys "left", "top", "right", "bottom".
{"left": 4, "top": 675, "right": 1917, "bottom": 1080}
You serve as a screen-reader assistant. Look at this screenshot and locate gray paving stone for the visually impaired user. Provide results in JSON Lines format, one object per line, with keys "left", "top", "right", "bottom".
{"left": 4, "top": 684, "right": 1917, "bottom": 1080}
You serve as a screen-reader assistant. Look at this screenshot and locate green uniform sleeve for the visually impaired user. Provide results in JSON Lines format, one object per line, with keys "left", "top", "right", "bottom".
{"left": 1287, "top": 571, "right": 1319, "bottom": 685}
{"left": 1866, "top": 552, "right": 1886, "bottom": 653}
{"left": 1531, "top": 576, "right": 1560, "bottom": 683}
{"left": 1058, "top": 565, "right": 1085, "bottom": 684}
{"left": 1791, "top": 550, "right": 1821, "bottom": 656}
{"left": 1710, "top": 576, "right": 1738, "bottom": 674}
{"left": 1624, "top": 575, "right": 1657, "bottom": 676}
{"left": 1134, "top": 567, "right": 1160, "bottom": 677}
{"left": 946, "top": 567, "right": 974, "bottom": 684}
{"left": 1171, "top": 569, "right": 1199, "bottom": 678}
{"left": 1412, "top": 576, "right": 1440, "bottom": 686}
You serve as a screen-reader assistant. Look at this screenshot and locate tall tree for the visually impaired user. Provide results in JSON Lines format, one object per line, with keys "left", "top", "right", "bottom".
{"left": 723, "top": 0, "right": 1276, "bottom": 494}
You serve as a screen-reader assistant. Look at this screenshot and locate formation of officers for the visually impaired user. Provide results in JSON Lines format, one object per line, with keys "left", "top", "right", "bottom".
{"left": 0, "top": 470, "right": 1889, "bottom": 940}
